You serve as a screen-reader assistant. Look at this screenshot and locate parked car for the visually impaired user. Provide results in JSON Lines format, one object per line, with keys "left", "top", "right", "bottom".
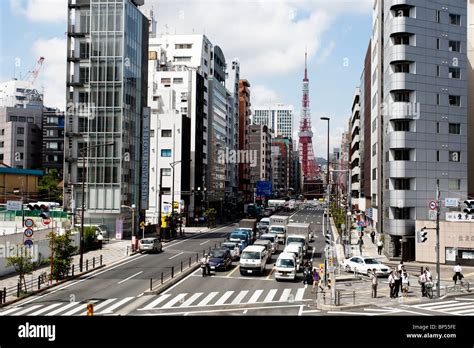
{"left": 274, "top": 252, "right": 297, "bottom": 281}
{"left": 208, "top": 248, "right": 232, "bottom": 271}
{"left": 239, "top": 245, "right": 269, "bottom": 275}
{"left": 259, "top": 233, "right": 278, "bottom": 254}
{"left": 221, "top": 241, "right": 241, "bottom": 260}
{"left": 138, "top": 238, "right": 163, "bottom": 253}
{"left": 342, "top": 256, "right": 391, "bottom": 276}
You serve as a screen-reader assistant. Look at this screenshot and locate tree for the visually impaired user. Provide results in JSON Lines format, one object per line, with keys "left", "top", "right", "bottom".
{"left": 6, "top": 245, "right": 37, "bottom": 292}
{"left": 38, "top": 169, "right": 62, "bottom": 202}
{"left": 203, "top": 208, "right": 217, "bottom": 228}
{"left": 49, "top": 230, "right": 77, "bottom": 280}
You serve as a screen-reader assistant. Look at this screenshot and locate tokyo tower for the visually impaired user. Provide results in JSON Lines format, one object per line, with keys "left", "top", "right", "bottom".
{"left": 298, "top": 52, "right": 318, "bottom": 181}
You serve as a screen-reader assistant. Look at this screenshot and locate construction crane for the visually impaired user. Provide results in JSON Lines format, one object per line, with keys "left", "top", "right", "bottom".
{"left": 24, "top": 56, "right": 45, "bottom": 85}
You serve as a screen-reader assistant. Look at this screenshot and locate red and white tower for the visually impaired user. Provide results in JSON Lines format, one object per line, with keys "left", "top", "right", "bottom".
{"left": 298, "top": 52, "right": 318, "bottom": 181}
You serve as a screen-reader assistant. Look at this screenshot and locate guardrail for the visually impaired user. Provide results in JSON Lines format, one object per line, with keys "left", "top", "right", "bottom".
{"left": 443, "top": 282, "right": 471, "bottom": 296}
{"left": 0, "top": 255, "right": 102, "bottom": 305}
{"left": 318, "top": 289, "right": 357, "bottom": 306}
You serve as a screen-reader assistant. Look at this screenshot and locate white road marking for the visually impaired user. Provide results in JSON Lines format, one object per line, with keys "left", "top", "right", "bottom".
{"left": 12, "top": 305, "right": 43, "bottom": 316}
{"left": 139, "top": 294, "right": 172, "bottom": 310}
{"left": 248, "top": 290, "right": 263, "bottom": 303}
{"left": 161, "top": 293, "right": 188, "bottom": 309}
{"left": 243, "top": 309, "right": 248, "bottom": 314}
{"left": 263, "top": 289, "right": 278, "bottom": 303}
{"left": 279, "top": 288, "right": 292, "bottom": 302}
{"left": 180, "top": 293, "right": 203, "bottom": 307}
{"left": 455, "top": 298, "right": 474, "bottom": 301}
{"left": 298, "top": 305, "right": 304, "bottom": 316}
{"left": 215, "top": 291, "right": 234, "bottom": 306}
{"left": 0, "top": 306, "right": 26, "bottom": 316}
{"left": 117, "top": 271, "right": 143, "bottom": 284}
{"left": 197, "top": 292, "right": 219, "bottom": 306}
{"left": 451, "top": 307, "right": 474, "bottom": 315}
{"left": 97, "top": 297, "right": 134, "bottom": 314}
{"left": 199, "top": 240, "right": 210, "bottom": 245}
{"left": 231, "top": 290, "right": 249, "bottom": 304}
{"left": 62, "top": 302, "right": 90, "bottom": 316}
{"left": 83, "top": 298, "right": 117, "bottom": 315}
{"left": 29, "top": 303, "right": 63, "bottom": 316}
{"left": 145, "top": 304, "right": 305, "bottom": 316}
{"left": 45, "top": 302, "right": 79, "bottom": 316}
{"left": 425, "top": 303, "right": 471, "bottom": 310}
{"left": 295, "top": 288, "right": 305, "bottom": 301}
{"left": 169, "top": 252, "right": 185, "bottom": 260}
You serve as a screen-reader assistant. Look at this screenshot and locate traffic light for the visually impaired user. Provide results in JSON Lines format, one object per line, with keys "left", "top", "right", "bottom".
{"left": 463, "top": 200, "right": 474, "bottom": 215}
{"left": 325, "top": 232, "right": 331, "bottom": 245}
{"left": 417, "top": 229, "right": 428, "bottom": 243}
{"left": 27, "top": 203, "right": 49, "bottom": 219}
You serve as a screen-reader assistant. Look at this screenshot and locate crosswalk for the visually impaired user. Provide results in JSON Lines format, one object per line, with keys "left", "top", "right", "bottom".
{"left": 138, "top": 287, "right": 309, "bottom": 311}
{"left": 404, "top": 299, "right": 474, "bottom": 315}
{"left": 327, "top": 307, "right": 402, "bottom": 316}
{"left": 0, "top": 297, "right": 135, "bottom": 316}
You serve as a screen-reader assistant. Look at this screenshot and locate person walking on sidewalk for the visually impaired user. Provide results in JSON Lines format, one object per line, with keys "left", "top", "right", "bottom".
{"left": 393, "top": 270, "right": 401, "bottom": 298}
{"left": 369, "top": 268, "right": 378, "bottom": 298}
{"left": 377, "top": 239, "right": 383, "bottom": 255}
{"left": 358, "top": 237, "right": 364, "bottom": 254}
{"left": 401, "top": 271, "right": 410, "bottom": 297}
{"left": 370, "top": 230, "right": 376, "bottom": 244}
{"left": 388, "top": 270, "right": 396, "bottom": 298}
{"left": 453, "top": 263, "right": 464, "bottom": 285}
{"left": 419, "top": 270, "right": 427, "bottom": 297}
{"left": 311, "top": 267, "right": 321, "bottom": 293}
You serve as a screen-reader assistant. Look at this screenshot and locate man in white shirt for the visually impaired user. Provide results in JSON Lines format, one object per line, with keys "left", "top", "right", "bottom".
{"left": 369, "top": 268, "right": 378, "bottom": 298}
{"left": 453, "top": 263, "right": 463, "bottom": 285}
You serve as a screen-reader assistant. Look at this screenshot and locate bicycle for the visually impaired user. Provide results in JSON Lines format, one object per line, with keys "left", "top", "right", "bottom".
{"left": 425, "top": 281, "right": 434, "bottom": 299}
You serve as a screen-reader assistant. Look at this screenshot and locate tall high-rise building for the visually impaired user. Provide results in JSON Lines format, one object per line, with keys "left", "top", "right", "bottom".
{"left": 371, "top": 0, "right": 468, "bottom": 258}
{"left": 468, "top": 0, "right": 474, "bottom": 198}
{"left": 239, "top": 79, "right": 252, "bottom": 203}
{"left": 252, "top": 103, "right": 293, "bottom": 139}
{"left": 63, "top": 0, "right": 149, "bottom": 235}
{"left": 42, "top": 108, "right": 65, "bottom": 174}
{"left": 248, "top": 124, "right": 272, "bottom": 185}
{"left": 350, "top": 88, "right": 361, "bottom": 211}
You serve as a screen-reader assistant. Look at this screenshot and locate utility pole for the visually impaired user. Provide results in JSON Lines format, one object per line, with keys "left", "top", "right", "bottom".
{"left": 158, "top": 169, "right": 163, "bottom": 240}
{"left": 436, "top": 183, "right": 440, "bottom": 298}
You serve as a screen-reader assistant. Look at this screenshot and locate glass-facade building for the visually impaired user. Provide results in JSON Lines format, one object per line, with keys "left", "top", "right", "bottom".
{"left": 64, "top": 0, "right": 149, "bottom": 235}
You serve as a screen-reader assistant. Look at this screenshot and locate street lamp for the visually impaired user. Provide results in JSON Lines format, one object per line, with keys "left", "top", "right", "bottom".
{"left": 78, "top": 142, "right": 114, "bottom": 272}
{"left": 170, "top": 159, "right": 191, "bottom": 236}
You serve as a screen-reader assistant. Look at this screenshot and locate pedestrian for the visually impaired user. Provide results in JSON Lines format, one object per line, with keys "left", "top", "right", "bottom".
{"left": 397, "top": 261, "right": 404, "bottom": 272}
{"left": 370, "top": 230, "right": 376, "bottom": 244}
{"left": 453, "top": 263, "right": 464, "bottom": 285}
{"left": 388, "top": 270, "right": 396, "bottom": 298}
{"left": 425, "top": 267, "right": 432, "bottom": 282}
{"left": 369, "top": 268, "right": 378, "bottom": 298}
{"left": 393, "top": 270, "right": 401, "bottom": 297}
{"left": 359, "top": 237, "right": 364, "bottom": 254}
{"left": 419, "top": 270, "right": 427, "bottom": 297}
{"left": 377, "top": 239, "right": 383, "bottom": 255}
{"left": 311, "top": 267, "right": 320, "bottom": 293}
{"left": 401, "top": 271, "right": 410, "bottom": 297}
{"left": 97, "top": 233, "right": 103, "bottom": 250}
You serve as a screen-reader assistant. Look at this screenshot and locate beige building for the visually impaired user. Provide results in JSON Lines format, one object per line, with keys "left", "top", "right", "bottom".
{"left": 468, "top": 0, "right": 474, "bottom": 198}
{"left": 415, "top": 220, "right": 474, "bottom": 266}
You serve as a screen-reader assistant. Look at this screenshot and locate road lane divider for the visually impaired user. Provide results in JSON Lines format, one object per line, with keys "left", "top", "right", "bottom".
{"left": 199, "top": 240, "right": 210, "bottom": 246}
{"left": 226, "top": 265, "right": 240, "bottom": 277}
{"left": 168, "top": 252, "right": 185, "bottom": 260}
{"left": 117, "top": 271, "right": 143, "bottom": 284}
{"left": 266, "top": 267, "right": 275, "bottom": 280}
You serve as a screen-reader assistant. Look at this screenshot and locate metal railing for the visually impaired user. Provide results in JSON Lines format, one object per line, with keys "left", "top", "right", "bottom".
{"left": 317, "top": 289, "right": 356, "bottom": 306}
{"left": 0, "top": 255, "right": 102, "bottom": 304}
{"left": 443, "top": 282, "right": 471, "bottom": 295}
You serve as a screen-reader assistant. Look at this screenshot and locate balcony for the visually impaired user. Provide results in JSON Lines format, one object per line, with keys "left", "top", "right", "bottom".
{"left": 67, "top": 25, "right": 88, "bottom": 37}
{"left": 68, "top": 0, "right": 90, "bottom": 8}
{"left": 351, "top": 134, "right": 360, "bottom": 149}
{"left": 385, "top": 102, "right": 419, "bottom": 121}
{"left": 387, "top": 131, "right": 417, "bottom": 149}
{"left": 351, "top": 118, "right": 360, "bottom": 136}
{"left": 387, "top": 190, "right": 417, "bottom": 206}
{"left": 387, "top": 160, "right": 417, "bottom": 178}
{"left": 388, "top": 17, "right": 418, "bottom": 37}
{"left": 387, "top": 44, "right": 417, "bottom": 63}
{"left": 351, "top": 182, "right": 360, "bottom": 192}
{"left": 351, "top": 149, "right": 360, "bottom": 162}
{"left": 351, "top": 166, "right": 360, "bottom": 176}
{"left": 386, "top": 219, "right": 415, "bottom": 236}
{"left": 67, "top": 50, "right": 80, "bottom": 62}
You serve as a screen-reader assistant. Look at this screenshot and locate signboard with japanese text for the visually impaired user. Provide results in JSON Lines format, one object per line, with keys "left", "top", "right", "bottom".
{"left": 445, "top": 198, "right": 459, "bottom": 208}
{"left": 446, "top": 212, "right": 474, "bottom": 222}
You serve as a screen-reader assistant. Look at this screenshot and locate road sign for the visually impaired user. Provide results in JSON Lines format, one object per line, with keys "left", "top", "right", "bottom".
{"left": 428, "top": 210, "right": 437, "bottom": 221}
{"left": 445, "top": 198, "right": 459, "bottom": 207}
{"left": 24, "top": 239, "right": 33, "bottom": 248}
{"left": 256, "top": 181, "right": 272, "bottom": 197}
{"left": 24, "top": 228, "right": 34, "bottom": 238}
{"left": 319, "top": 264, "right": 324, "bottom": 273}
{"left": 42, "top": 217, "right": 51, "bottom": 225}
{"left": 24, "top": 218, "right": 34, "bottom": 228}
{"left": 428, "top": 200, "right": 437, "bottom": 210}
{"left": 140, "top": 221, "right": 145, "bottom": 228}
{"left": 7, "top": 200, "right": 22, "bottom": 211}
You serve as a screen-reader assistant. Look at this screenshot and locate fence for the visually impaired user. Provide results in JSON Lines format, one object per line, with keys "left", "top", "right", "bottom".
{"left": 443, "top": 282, "right": 471, "bottom": 296}
{"left": 317, "top": 289, "right": 356, "bottom": 306}
{"left": 0, "top": 255, "right": 102, "bottom": 305}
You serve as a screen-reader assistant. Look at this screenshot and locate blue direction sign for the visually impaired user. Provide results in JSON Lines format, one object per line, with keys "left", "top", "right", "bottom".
{"left": 24, "top": 229, "right": 34, "bottom": 238}
{"left": 24, "top": 239, "right": 33, "bottom": 248}
{"left": 256, "top": 181, "right": 272, "bottom": 197}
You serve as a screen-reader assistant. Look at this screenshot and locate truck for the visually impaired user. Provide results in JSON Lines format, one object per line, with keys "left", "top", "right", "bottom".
{"left": 286, "top": 222, "right": 312, "bottom": 256}
{"left": 246, "top": 204, "right": 262, "bottom": 218}
{"left": 267, "top": 200, "right": 286, "bottom": 211}
{"left": 269, "top": 215, "right": 290, "bottom": 244}
{"left": 270, "top": 215, "right": 290, "bottom": 227}
{"left": 239, "top": 219, "right": 257, "bottom": 233}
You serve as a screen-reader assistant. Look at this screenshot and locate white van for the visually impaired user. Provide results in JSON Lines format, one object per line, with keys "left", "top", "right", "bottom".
{"left": 239, "top": 245, "right": 269, "bottom": 275}
{"left": 283, "top": 243, "right": 303, "bottom": 271}
{"left": 285, "top": 235, "right": 307, "bottom": 256}
{"left": 274, "top": 252, "right": 297, "bottom": 281}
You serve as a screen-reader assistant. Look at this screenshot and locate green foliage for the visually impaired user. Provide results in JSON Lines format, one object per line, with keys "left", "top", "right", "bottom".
{"left": 83, "top": 226, "right": 97, "bottom": 252}
{"left": 48, "top": 230, "right": 77, "bottom": 280}
{"left": 6, "top": 245, "right": 37, "bottom": 291}
{"left": 204, "top": 208, "right": 217, "bottom": 228}
{"left": 330, "top": 202, "right": 346, "bottom": 230}
{"left": 38, "top": 169, "right": 62, "bottom": 202}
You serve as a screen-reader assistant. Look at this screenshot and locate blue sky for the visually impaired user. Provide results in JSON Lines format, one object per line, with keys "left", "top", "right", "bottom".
{"left": 0, "top": 0, "right": 373, "bottom": 157}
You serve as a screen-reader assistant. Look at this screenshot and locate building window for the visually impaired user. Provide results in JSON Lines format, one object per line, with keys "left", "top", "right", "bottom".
{"left": 17, "top": 127, "right": 24, "bottom": 134}
{"left": 372, "top": 168, "right": 377, "bottom": 180}
{"left": 372, "top": 143, "right": 377, "bottom": 156}
{"left": 394, "top": 207, "right": 410, "bottom": 220}
{"left": 46, "top": 142, "right": 58, "bottom": 150}
{"left": 160, "top": 78, "right": 171, "bottom": 84}
{"left": 393, "top": 91, "right": 410, "bottom": 102}
{"left": 161, "top": 130, "right": 172, "bottom": 137}
{"left": 394, "top": 149, "right": 410, "bottom": 161}
{"left": 372, "top": 119, "right": 377, "bottom": 132}
{"left": 162, "top": 168, "right": 171, "bottom": 176}
{"left": 449, "top": 41, "right": 461, "bottom": 52}
{"left": 449, "top": 14, "right": 461, "bottom": 26}
{"left": 393, "top": 62, "right": 410, "bottom": 73}
{"left": 150, "top": 129, "right": 155, "bottom": 137}
{"left": 393, "top": 34, "right": 410, "bottom": 45}
{"left": 437, "top": 151, "right": 440, "bottom": 162}
{"left": 436, "top": 65, "right": 440, "bottom": 77}
{"left": 449, "top": 67, "right": 461, "bottom": 79}
{"left": 394, "top": 7, "right": 410, "bottom": 17}
{"left": 436, "top": 10, "right": 441, "bottom": 23}
{"left": 448, "top": 179, "right": 461, "bottom": 191}
{"left": 385, "top": 151, "right": 389, "bottom": 162}
{"left": 436, "top": 38, "right": 440, "bottom": 50}
{"left": 394, "top": 178, "right": 410, "bottom": 190}
{"left": 437, "top": 122, "right": 440, "bottom": 133}
{"left": 393, "top": 120, "right": 410, "bottom": 131}
{"left": 449, "top": 95, "right": 461, "bottom": 106}
{"left": 161, "top": 149, "right": 172, "bottom": 157}
{"left": 449, "top": 123, "right": 461, "bottom": 134}
{"left": 175, "top": 44, "right": 193, "bottom": 49}
{"left": 436, "top": 93, "right": 440, "bottom": 105}
{"left": 173, "top": 56, "right": 191, "bottom": 62}
{"left": 449, "top": 151, "right": 460, "bottom": 162}
{"left": 16, "top": 140, "right": 24, "bottom": 147}
{"left": 173, "top": 78, "right": 184, "bottom": 84}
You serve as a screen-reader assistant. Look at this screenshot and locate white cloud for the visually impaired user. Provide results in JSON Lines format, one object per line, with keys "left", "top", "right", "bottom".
{"left": 32, "top": 37, "right": 66, "bottom": 109}
{"left": 315, "top": 41, "right": 336, "bottom": 66}
{"left": 251, "top": 84, "right": 280, "bottom": 107}
{"left": 10, "top": 0, "right": 67, "bottom": 23}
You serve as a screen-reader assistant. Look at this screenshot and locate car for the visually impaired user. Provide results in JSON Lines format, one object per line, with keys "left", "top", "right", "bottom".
{"left": 259, "top": 233, "right": 278, "bottom": 254}
{"left": 342, "top": 256, "right": 391, "bottom": 276}
{"left": 221, "top": 242, "right": 240, "bottom": 260}
{"left": 257, "top": 217, "right": 270, "bottom": 234}
{"left": 283, "top": 243, "right": 303, "bottom": 271}
{"left": 253, "top": 239, "right": 273, "bottom": 261}
{"left": 138, "top": 238, "right": 163, "bottom": 253}
{"left": 235, "top": 228, "right": 255, "bottom": 243}
{"left": 239, "top": 245, "right": 269, "bottom": 275}
{"left": 208, "top": 248, "right": 232, "bottom": 271}
{"left": 274, "top": 252, "right": 297, "bottom": 281}
{"left": 263, "top": 209, "right": 273, "bottom": 217}
{"left": 228, "top": 231, "right": 250, "bottom": 248}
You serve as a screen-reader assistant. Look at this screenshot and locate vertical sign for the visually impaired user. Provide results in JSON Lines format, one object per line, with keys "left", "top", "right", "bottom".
{"left": 141, "top": 107, "right": 151, "bottom": 210}
{"left": 115, "top": 218, "right": 123, "bottom": 240}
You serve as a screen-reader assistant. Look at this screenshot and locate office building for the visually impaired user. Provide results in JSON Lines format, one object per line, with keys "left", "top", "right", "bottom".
{"left": 42, "top": 108, "right": 65, "bottom": 173}
{"left": 252, "top": 104, "right": 294, "bottom": 139}
{"left": 248, "top": 124, "right": 272, "bottom": 185}
{"left": 238, "top": 79, "right": 252, "bottom": 204}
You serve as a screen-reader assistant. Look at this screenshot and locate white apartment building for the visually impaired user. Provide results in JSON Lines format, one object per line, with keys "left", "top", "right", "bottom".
{"left": 252, "top": 104, "right": 294, "bottom": 140}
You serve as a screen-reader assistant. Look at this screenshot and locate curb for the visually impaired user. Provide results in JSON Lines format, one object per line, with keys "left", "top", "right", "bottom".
{"left": 317, "top": 302, "right": 372, "bottom": 311}
{"left": 143, "top": 263, "right": 201, "bottom": 295}
{"left": 0, "top": 265, "right": 105, "bottom": 308}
